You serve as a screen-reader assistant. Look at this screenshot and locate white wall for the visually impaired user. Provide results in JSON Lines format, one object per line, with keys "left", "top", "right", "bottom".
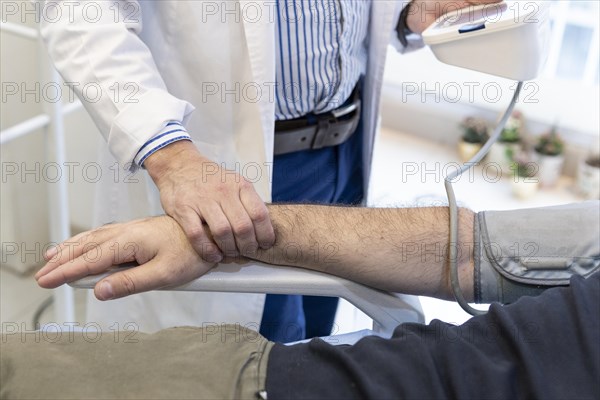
{"left": 1, "top": 11, "right": 48, "bottom": 273}
{"left": 381, "top": 46, "right": 600, "bottom": 178}
{"left": 379, "top": 82, "right": 599, "bottom": 179}
{"left": 1, "top": 9, "right": 100, "bottom": 273}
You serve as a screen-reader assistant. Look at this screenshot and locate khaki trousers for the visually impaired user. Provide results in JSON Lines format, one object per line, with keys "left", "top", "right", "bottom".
{"left": 1, "top": 325, "right": 273, "bottom": 400}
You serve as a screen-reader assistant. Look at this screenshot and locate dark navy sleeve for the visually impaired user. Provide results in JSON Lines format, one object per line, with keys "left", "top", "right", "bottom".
{"left": 266, "top": 273, "right": 600, "bottom": 399}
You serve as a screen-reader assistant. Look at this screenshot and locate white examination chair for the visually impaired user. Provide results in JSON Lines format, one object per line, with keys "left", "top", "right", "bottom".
{"left": 70, "top": 263, "right": 424, "bottom": 345}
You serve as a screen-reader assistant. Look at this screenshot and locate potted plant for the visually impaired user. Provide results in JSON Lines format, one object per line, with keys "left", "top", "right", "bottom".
{"left": 578, "top": 154, "right": 600, "bottom": 199}
{"left": 488, "top": 110, "right": 524, "bottom": 175}
{"left": 458, "top": 117, "right": 489, "bottom": 162}
{"left": 510, "top": 149, "right": 539, "bottom": 199}
{"left": 534, "top": 127, "right": 565, "bottom": 187}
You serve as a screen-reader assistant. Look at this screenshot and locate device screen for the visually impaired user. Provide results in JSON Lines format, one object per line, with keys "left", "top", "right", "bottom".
{"left": 438, "top": 2, "right": 509, "bottom": 28}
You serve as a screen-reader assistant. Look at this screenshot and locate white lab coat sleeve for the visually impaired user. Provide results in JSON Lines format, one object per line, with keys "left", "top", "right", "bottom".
{"left": 39, "top": 0, "right": 195, "bottom": 169}
{"left": 389, "top": 1, "right": 425, "bottom": 54}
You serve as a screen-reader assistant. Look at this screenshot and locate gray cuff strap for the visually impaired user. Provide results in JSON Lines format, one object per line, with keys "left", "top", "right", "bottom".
{"left": 474, "top": 201, "right": 600, "bottom": 304}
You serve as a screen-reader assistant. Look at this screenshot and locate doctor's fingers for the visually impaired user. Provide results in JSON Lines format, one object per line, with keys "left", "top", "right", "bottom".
{"left": 36, "top": 239, "right": 135, "bottom": 289}
{"left": 239, "top": 184, "right": 275, "bottom": 250}
{"left": 192, "top": 192, "right": 248, "bottom": 261}
{"left": 36, "top": 225, "right": 122, "bottom": 280}
{"left": 220, "top": 193, "right": 259, "bottom": 256}
{"left": 174, "top": 207, "right": 225, "bottom": 263}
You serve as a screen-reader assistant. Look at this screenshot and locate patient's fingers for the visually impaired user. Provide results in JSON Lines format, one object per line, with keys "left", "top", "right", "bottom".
{"left": 36, "top": 216, "right": 215, "bottom": 298}
{"left": 36, "top": 238, "right": 137, "bottom": 289}
{"left": 36, "top": 230, "right": 90, "bottom": 280}
{"left": 43, "top": 230, "right": 87, "bottom": 261}
{"left": 36, "top": 225, "right": 121, "bottom": 280}
{"left": 94, "top": 259, "right": 176, "bottom": 300}
{"left": 94, "top": 243, "right": 216, "bottom": 300}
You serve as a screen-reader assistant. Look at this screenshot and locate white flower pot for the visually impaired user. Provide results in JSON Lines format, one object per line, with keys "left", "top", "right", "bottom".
{"left": 577, "top": 160, "right": 600, "bottom": 199}
{"left": 488, "top": 142, "right": 520, "bottom": 177}
{"left": 458, "top": 141, "right": 482, "bottom": 163}
{"left": 511, "top": 176, "right": 539, "bottom": 199}
{"left": 535, "top": 153, "right": 565, "bottom": 188}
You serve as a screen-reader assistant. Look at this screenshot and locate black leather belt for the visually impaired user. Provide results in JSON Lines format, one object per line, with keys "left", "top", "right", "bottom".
{"left": 274, "top": 88, "right": 361, "bottom": 155}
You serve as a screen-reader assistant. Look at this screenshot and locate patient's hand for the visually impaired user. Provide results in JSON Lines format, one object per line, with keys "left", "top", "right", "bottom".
{"left": 35, "top": 216, "right": 213, "bottom": 300}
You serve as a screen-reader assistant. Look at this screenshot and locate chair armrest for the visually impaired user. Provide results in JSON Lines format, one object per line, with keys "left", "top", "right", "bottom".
{"left": 70, "top": 262, "right": 424, "bottom": 336}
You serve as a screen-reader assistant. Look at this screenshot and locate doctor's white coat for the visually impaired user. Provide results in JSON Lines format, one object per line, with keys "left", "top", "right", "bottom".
{"left": 40, "top": 0, "right": 422, "bottom": 332}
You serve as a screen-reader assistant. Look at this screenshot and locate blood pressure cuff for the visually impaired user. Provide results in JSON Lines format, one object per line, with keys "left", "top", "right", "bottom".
{"left": 474, "top": 201, "right": 600, "bottom": 304}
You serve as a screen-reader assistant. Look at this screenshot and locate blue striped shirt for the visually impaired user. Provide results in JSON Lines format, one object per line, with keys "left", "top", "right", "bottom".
{"left": 274, "top": 0, "right": 370, "bottom": 120}
{"left": 137, "top": 0, "right": 371, "bottom": 166}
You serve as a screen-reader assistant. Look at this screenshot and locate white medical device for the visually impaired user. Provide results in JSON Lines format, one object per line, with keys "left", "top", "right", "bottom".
{"left": 422, "top": 1, "right": 551, "bottom": 315}
{"left": 422, "top": 1, "right": 550, "bottom": 80}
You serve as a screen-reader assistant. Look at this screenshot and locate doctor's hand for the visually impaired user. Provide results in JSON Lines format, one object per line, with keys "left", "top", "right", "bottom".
{"left": 144, "top": 140, "right": 276, "bottom": 263}
{"left": 406, "top": 0, "right": 503, "bottom": 34}
{"left": 35, "top": 216, "right": 214, "bottom": 300}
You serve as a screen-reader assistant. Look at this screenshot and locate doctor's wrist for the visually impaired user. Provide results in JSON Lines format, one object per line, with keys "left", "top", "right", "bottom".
{"left": 134, "top": 122, "right": 192, "bottom": 168}
{"left": 144, "top": 140, "right": 202, "bottom": 185}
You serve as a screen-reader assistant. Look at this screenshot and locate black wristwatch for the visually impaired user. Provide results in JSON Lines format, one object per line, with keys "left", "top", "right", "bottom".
{"left": 396, "top": 2, "right": 414, "bottom": 47}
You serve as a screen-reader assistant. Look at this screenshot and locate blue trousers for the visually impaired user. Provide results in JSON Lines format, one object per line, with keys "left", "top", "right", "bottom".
{"left": 259, "top": 117, "right": 364, "bottom": 342}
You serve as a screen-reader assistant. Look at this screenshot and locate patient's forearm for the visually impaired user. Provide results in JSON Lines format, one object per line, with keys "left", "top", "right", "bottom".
{"left": 247, "top": 205, "right": 475, "bottom": 301}
{"left": 37, "top": 200, "right": 595, "bottom": 304}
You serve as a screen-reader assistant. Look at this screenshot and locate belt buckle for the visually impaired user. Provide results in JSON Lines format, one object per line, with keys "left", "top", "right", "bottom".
{"left": 311, "top": 98, "right": 360, "bottom": 150}
{"left": 312, "top": 119, "right": 331, "bottom": 150}
{"left": 331, "top": 102, "right": 358, "bottom": 119}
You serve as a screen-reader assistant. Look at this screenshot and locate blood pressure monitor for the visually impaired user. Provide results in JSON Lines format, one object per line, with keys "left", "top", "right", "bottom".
{"left": 422, "top": 1, "right": 550, "bottom": 80}
{"left": 420, "top": 1, "right": 552, "bottom": 315}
